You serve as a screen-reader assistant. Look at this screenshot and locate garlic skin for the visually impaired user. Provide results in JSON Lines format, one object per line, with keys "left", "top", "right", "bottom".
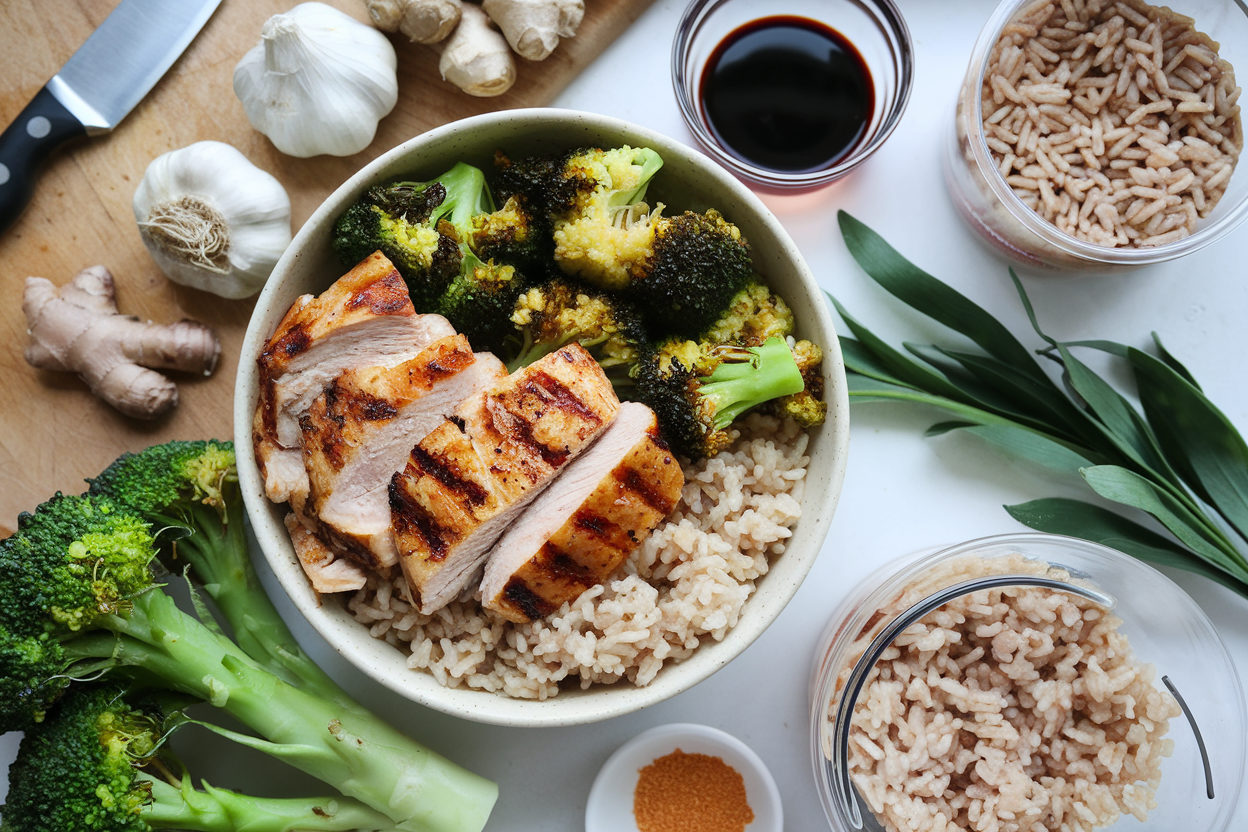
{"left": 234, "top": 3, "right": 398, "bottom": 158}
{"left": 133, "top": 141, "right": 292, "bottom": 300}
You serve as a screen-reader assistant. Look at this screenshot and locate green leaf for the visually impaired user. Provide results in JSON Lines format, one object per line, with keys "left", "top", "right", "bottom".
{"left": 829, "top": 294, "right": 968, "bottom": 400}
{"left": 1056, "top": 345, "right": 1176, "bottom": 479}
{"left": 846, "top": 374, "right": 1024, "bottom": 428}
{"left": 838, "top": 211, "right": 1052, "bottom": 384}
{"left": 1080, "top": 465, "right": 1247, "bottom": 577}
{"left": 1151, "top": 332, "right": 1202, "bottom": 391}
{"left": 925, "top": 421, "right": 976, "bottom": 437}
{"left": 1004, "top": 498, "right": 1248, "bottom": 597}
{"left": 960, "top": 425, "right": 1098, "bottom": 474}
{"left": 905, "top": 343, "right": 1061, "bottom": 432}
{"left": 1130, "top": 347, "right": 1248, "bottom": 542}
{"left": 839, "top": 337, "right": 915, "bottom": 388}
{"left": 1008, "top": 269, "right": 1056, "bottom": 348}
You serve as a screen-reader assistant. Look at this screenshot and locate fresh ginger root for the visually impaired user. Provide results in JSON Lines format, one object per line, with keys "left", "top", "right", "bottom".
{"left": 364, "top": 0, "right": 462, "bottom": 44}
{"left": 481, "top": 0, "right": 583, "bottom": 61}
{"left": 437, "top": 3, "right": 516, "bottom": 96}
{"left": 23, "top": 265, "right": 221, "bottom": 420}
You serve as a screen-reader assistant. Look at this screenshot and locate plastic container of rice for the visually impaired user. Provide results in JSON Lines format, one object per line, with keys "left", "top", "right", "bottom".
{"left": 809, "top": 533, "right": 1246, "bottom": 832}
{"left": 945, "top": 0, "right": 1248, "bottom": 271}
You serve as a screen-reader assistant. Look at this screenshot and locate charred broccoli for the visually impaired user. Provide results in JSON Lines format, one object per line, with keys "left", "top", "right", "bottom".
{"left": 505, "top": 278, "right": 648, "bottom": 386}
{"left": 1, "top": 683, "right": 398, "bottom": 832}
{"left": 331, "top": 162, "right": 531, "bottom": 350}
{"left": 636, "top": 336, "right": 807, "bottom": 459}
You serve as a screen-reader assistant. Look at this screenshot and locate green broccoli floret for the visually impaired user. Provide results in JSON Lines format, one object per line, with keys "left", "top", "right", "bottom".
{"left": 1, "top": 445, "right": 497, "bottom": 832}
{"left": 636, "top": 336, "right": 807, "bottom": 459}
{"left": 701, "top": 276, "right": 795, "bottom": 346}
{"left": 434, "top": 250, "right": 527, "bottom": 353}
{"left": 505, "top": 278, "right": 648, "bottom": 386}
{"left": 331, "top": 162, "right": 494, "bottom": 309}
{"left": 0, "top": 682, "right": 399, "bottom": 832}
{"left": 767, "top": 339, "right": 828, "bottom": 427}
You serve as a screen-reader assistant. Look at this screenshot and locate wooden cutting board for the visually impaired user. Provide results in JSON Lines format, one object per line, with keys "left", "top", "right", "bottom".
{"left": 0, "top": 0, "right": 655, "bottom": 533}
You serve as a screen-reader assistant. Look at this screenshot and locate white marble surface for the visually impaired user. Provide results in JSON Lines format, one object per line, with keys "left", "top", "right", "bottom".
{"left": 4, "top": 1, "right": 1247, "bottom": 829}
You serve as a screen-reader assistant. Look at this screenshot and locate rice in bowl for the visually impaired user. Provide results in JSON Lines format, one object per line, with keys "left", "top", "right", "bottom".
{"left": 347, "top": 413, "right": 808, "bottom": 699}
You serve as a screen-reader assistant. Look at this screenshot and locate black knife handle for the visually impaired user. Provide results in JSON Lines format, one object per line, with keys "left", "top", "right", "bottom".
{"left": 0, "top": 86, "right": 88, "bottom": 236}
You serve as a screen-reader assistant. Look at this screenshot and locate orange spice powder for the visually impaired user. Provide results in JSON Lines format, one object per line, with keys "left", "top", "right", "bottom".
{"left": 633, "top": 748, "right": 755, "bottom": 832}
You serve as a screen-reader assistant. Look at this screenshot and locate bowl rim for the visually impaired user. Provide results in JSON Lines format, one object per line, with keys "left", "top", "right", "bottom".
{"left": 961, "top": 0, "right": 1248, "bottom": 265}
{"left": 234, "top": 107, "right": 851, "bottom": 727}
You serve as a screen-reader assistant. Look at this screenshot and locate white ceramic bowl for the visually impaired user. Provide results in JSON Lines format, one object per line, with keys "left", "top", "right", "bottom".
{"left": 585, "top": 723, "right": 783, "bottom": 832}
{"left": 234, "top": 108, "right": 850, "bottom": 727}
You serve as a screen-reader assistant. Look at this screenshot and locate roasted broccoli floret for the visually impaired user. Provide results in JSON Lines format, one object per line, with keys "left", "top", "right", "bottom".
{"left": 469, "top": 193, "right": 544, "bottom": 273}
{"left": 767, "top": 339, "right": 828, "bottom": 427}
{"left": 636, "top": 336, "right": 807, "bottom": 459}
{"left": 0, "top": 442, "right": 497, "bottom": 832}
{"left": 505, "top": 279, "right": 648, "bottom": 384}
{"left": 495, "top": 146, "right": 664, "bottom": 291}
{"left": 1, "top": 683, "right": 397, "bottom": 832}
{"left": 436, "top": 251, "right": 526, "bottom": 353}
{"left": 701, "top": 276, "right": 795, "bottom": 346}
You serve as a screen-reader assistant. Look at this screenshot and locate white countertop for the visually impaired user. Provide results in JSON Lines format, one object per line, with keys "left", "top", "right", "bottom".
{"left": 4, "top": 0, "right": 1246, "bottom": 829}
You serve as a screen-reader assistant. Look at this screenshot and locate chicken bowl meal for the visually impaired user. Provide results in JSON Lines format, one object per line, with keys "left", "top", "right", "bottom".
{"left": 235, "top": 109, "right": 849, "bottom": 726}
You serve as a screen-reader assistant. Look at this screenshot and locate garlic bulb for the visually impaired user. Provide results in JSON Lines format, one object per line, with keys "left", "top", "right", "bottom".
{"left": 233, "top": 2, "right": 398, "bottom": 158}
{"left": 133, "top": 141, "right": 292, "bottom": 299}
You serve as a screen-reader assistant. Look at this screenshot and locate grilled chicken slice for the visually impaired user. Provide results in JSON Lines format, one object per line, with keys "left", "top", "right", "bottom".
{"left": 390, "top": 344, "right": 620, "bottom": 614}
{"left": 300, "top": 335, "right": 507, "bottom": 569}
{"left": 253, "top": 252, "right": 453, "bottom": 505}
{"left": 481, "top": 402, "right": 683, "bottom": 622}
{"left": 284, "top": 513, "right": 369, "bottom": 595}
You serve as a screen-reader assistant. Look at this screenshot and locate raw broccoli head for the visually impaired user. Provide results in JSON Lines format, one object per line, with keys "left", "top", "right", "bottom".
{"left": 89, "top": 440, "right": 236, "bottom": 519}
{"left": 330, "top": 163, "right": 494, "bottom": 310}
{"left": 637, "top": 336, "right": 806, "bottom": 459}
{"left": 497, "top": 146, "right": 664, "bottom": 291}
{"left": 434, "top": 253, "right": 527, "bottom": 353}
{"left": 1, "top": 683, "right": 163, "bottom": 832}
{"left": 505, "top": 278, "right": 648, "bottom": 384}
{"left": 0, "top": 494, "right": 158, "bottom": 731}
{"left": 632, "top": 209, "right": 755, "bottom": 338}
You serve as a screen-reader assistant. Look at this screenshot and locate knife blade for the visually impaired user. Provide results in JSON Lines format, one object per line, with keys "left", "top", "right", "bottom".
{"left": 0, "top": 0, "right": 223, "bottom": 236}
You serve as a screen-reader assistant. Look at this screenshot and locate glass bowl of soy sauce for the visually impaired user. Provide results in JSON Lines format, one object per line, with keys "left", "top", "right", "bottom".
{"left": 672, "top": 0, "right": 914, "bottom": 192}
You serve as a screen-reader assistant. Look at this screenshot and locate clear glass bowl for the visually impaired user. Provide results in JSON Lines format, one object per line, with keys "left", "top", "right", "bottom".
{"left": 946, "top": 0, "right": 1248, "bottom": 272}
{"left": 809, "top": 533, "right": 1246, "bottom": 832}
{"left": 672, "top": 0, "right": 914, "bottom": 192}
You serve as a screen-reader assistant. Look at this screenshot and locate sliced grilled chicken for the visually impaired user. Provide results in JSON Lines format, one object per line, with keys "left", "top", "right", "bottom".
{"left": 284, "top": 513, "right": 369, "bottom": 595}
{"left": 390, "top": 344, "right": 621, "bottom": 614}
{"left": 481, "top": 402, "right": 683, "bottom": 622}
{"left": 300, "top": 335, "right": 507, "bottom": 569}
{"left": 252, "top": 252, "right": 453, "bottom": 505}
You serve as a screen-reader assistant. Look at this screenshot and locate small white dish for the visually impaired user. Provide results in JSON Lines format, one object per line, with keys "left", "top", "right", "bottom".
{"left": 586, "top": 723, "right": 782, "bottom": 832}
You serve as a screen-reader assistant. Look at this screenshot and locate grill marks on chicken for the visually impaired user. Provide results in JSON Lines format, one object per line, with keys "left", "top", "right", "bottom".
{"left": 390, "top": 344, "right": 620, "bottom": 614}
{"left": 253, "top": 252, "right": 454, "bottom": 507}
{"left": 481, "top": 402, "right": 683, "bottom": 623}
{"left": 299, "top": 335, "right": 507, "bottom": 569}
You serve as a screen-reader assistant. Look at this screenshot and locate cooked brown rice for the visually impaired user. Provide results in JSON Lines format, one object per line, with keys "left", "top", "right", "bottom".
{"left": 982, "top": 0, "right": 1243, "bottom": 247}
{"left": 843, "top": 554, "right": 1181, "bottom": 832}
{"left": 346, "top": 414, "right": 808, "bottom": 699}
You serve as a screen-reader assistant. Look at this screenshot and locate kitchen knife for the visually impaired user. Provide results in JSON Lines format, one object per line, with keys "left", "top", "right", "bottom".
{"left": 0, "top": 0, "right": 223, "bottom": 236}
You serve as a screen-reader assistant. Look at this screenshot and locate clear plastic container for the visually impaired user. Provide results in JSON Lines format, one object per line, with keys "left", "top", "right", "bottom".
{"left": 672, "top": 0, "right": 914, "bottom": 192}
{"left": 946, "top": 0, "right": 1248, "bottom": 272}
{"left": 809, "top": 533, "right": 1246, "bottom": 832}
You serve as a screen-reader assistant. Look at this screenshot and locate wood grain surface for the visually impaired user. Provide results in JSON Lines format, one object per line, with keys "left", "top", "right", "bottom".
{"left": 0, "top": 0, "right": 654, "bottom": 533}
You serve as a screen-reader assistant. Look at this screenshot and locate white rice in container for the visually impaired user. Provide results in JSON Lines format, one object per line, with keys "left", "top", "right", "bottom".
{"left": 346, "top": 413, "right": 809, "bottom": 699}
{"left": 840, "top": 554, "right": 1182, "bottom": 832}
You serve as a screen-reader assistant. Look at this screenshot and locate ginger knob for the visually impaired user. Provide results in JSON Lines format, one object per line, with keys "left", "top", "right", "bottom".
{"left": 22, "top": 266, "right": 221, "bottom": 419}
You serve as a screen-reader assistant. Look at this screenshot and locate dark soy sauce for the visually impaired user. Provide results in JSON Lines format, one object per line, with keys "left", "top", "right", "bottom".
{"left": 700, "top": 16, "right": 874, "bottom": 173}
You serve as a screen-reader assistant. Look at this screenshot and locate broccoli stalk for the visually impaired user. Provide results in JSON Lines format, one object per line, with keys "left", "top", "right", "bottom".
{"left": 2, "top": 458, "right": 497, "bottom": 830}
{"left": 637, "top": 337, "right": 805, "bottom": 459}
{"left": 1, "top": 683, "right": 401, "bottom": 832}
{"left": 87, "top": 441, "right": 350, "bottom": 705}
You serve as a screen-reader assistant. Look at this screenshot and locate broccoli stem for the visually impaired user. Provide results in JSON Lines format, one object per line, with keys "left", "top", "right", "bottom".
{"left": 69, "top": 590, "right": 496, "bottom": 832}
{"left": 702, "top": 337, "right": 805, "bottom": 428}
{"left": 157, "top": 498, "right": 355, "bottom": 708}
{"left": 142, "top": 775, "right": 400, "bottom": 832}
